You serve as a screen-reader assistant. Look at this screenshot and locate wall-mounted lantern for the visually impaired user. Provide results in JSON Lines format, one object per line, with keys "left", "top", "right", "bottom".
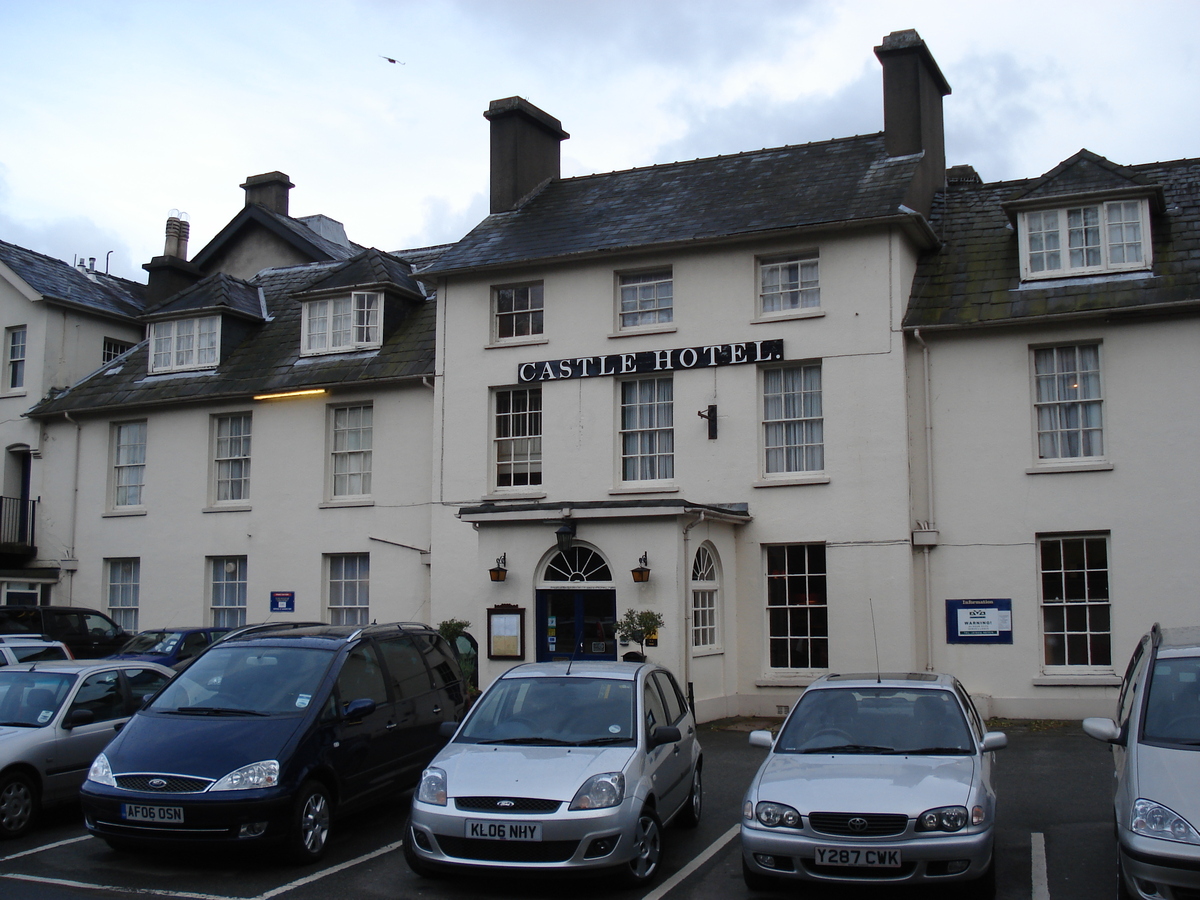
{"left": 489, "top": 553, "right": 508, "bottom": 582}
{"left": 631, "top": 552, "right": 651, "bottom": 583}
{"left": 555, "top": 522, "right": 576, "bottom": 554}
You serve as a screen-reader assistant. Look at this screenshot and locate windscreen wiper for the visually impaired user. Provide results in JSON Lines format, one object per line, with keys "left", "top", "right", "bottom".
{"left": 801, "top": 744, "right": 894, "bottom": 754}
{"left": 167, "top": 706, "right": 270, "bottom": 717}
{"left": 479, "top": 736, "right": 574, "bottom": 745}
{"left": 887, "top": 746, "right": 971, "bottom": 755}
{"left": 574, "top": 736, "right": 633, "bottom": 745}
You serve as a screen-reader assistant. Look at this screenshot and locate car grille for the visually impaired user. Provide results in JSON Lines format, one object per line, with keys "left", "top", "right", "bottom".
{"left": 807, "top": 812, "right": 909, "bottom": 837}
{"left": 455, "top": 797, "right": 561, "bottom": 814}
{"left": 435, "top": 835, "right": 579, "bottom": 863}
{"left": 115, "top": 775, "right": 213, "bottom": 793}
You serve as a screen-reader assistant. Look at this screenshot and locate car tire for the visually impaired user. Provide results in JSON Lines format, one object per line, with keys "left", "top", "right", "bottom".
{"left": 742, "top": 857, "right": 779, "bottom": 892}
{"left": 403, "top": 816, "right": 444, "bottom": 879}
{"left": 620, "top": 806, "right": 663, "bottom": 887}
{"left": 285, "top": 781, "right": 332, "bottom": 865}
{"left": 677, "top": 765, "right": 702, "bottom": 828}
{"left": 0, "top": 771, "right": 37, "bottom": 839}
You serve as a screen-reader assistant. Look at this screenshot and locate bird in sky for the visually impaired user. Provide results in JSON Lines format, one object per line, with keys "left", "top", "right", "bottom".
{"left": 380, "top": 56, "right": 405, "bottom": 65}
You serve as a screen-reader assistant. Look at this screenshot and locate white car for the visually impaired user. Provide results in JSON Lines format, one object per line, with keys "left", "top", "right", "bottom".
{"left": 0, "top": 635, "right": 72, "bottom": 666}
{"left": 406, "top": 660, "right": 702, "bottom": 886}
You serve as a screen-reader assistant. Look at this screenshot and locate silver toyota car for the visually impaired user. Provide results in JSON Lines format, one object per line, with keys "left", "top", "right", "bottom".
{"left": 405, "top": 660, "right": 701, "bottom": 886}
{"left": 741, "top": 672, "right": 1005, "bottom": 896}
{"left": 1084, "top": 623, "right": 1200, "bottom": 900}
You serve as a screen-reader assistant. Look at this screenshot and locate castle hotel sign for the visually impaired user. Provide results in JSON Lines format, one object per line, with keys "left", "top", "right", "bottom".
{"left": 518, "top": 339, "right": 784, "bottom": 383}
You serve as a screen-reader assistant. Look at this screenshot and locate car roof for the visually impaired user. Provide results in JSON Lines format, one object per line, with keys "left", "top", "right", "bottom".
{"left": 220, "top": 621, "right": 439, "bottom": 646}
{"left": 0, "top": 659, "right": 173, "bottom": 675}
{"left": 0, "top": 635, "right": 66, "bottom": 646}
{"left": 133, "top": 626, "right": 229, "bottom": 634}
{"left": 809, "top": 672, "right": 957, "bottom": 690}
{"left": 1157, "top": 625, "right": 1200, "bottom": 655}
{"left": 500, "top": 661, "right": 649, "bottom": 681}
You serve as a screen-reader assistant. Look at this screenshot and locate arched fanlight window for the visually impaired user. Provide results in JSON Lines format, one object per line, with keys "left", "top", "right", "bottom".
{"left": 690, "top": 544, "right": 720, "bottom": 649}
{"left": 543, "top": 546, "right": 613, "bottom": 583}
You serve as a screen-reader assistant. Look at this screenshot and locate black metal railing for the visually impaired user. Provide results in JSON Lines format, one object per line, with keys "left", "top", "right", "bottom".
{"left": 0, "top": 495, "right": 36, "bottom": 549}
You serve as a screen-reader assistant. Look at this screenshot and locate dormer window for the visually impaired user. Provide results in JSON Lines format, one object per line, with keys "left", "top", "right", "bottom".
{"left": 302, "top": 292, "right": 381, "bottom": 355}
{"left": 1020, "top": 199, "right": 1151, "bottom": 281}
{"left": 149, "top": 316, "right": 220, "bottom": 373}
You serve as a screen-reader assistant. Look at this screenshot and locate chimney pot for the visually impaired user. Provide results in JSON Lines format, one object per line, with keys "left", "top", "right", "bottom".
{"left": 240, "top": 171, "right": 294, "bottom": 217}
{"left": 484, "top": 97, "right": 569, "bottom": 213}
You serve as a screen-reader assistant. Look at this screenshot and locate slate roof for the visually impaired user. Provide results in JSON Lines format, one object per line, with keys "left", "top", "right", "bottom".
{"left": 905, "top": 152, "right": 1200, "bottom": 329}
{"left": 143, "top": 272, "right": 265, "bottom": 321}
{"left": 426, "top": 133, "right": 927, "bottom": 275}
{"left": 0, "top": 239, "right": 146, "bottom": 319}
{"left": 296, "top": 248, "right": 423, "bottom": 300}
{"left": 189, "top": 205, "right": 363, "bottom": 270}
{"left": 28, "top": 251, "right": 436, "bottom": 419}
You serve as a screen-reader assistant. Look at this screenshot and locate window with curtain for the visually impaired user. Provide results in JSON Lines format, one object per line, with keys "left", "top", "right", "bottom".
{"left": 763, "top": 363, "right": 823, "bottom": 474}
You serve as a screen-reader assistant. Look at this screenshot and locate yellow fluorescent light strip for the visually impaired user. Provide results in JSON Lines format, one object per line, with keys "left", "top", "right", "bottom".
{"left": 253, "top": 388, "right": 328, "bottom": 400}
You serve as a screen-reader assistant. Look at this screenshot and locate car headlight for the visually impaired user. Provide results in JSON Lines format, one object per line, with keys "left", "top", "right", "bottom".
{"left": 570, "top": 772, "right": 625, "bottom": 810}
{"left": 916, "top": 806, "right": 969, "bottom": 832}
{"left": 87, "top": 753, "right": 117, "bottom": 787}
{"left": 1132, "top": 799, "right": 1200, "bottom": 844}
{"left": 755, "top": 801, "right": 802, "bottom": 828}
{"left": 417, "top": 767, "right": 447, "bottom": 806}
{"left": 211, "top": 760, "right": 279, "bottom": 791}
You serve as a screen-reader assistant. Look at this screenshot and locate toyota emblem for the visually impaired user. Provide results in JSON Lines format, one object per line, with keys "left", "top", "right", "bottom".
{"left": 847, "top": 817, "right": 869, "bottom": 833}
{"left": 149, "top": 778, "right": 167, "bottom": 789}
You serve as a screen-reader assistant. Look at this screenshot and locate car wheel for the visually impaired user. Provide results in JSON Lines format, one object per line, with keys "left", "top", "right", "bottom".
{"left": 620, "top": 807, "right": 663, "bottom": 887}
{"left": 285, "top": 781, "right": 332, "bottom": 864}
{"left": 0, "top": 772, "right": 37, "bottom": 839}
{"left": 403, "top": 816, "right": 444, "bottom": 879}
{"left": 677, "top": 765, "right": 702, "bottom": 828}
{"left": 742, "top": 857, "right": 779, "bottom": 892}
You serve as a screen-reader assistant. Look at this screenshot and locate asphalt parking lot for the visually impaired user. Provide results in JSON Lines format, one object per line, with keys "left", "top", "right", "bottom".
{"left": 0, "top": 720, "right": 1115, "bottom": 900}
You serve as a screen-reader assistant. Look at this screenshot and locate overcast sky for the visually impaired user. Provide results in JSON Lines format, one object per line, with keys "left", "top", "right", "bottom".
{"left": 2, "top": 0, "right": 1198, "bottom": 282}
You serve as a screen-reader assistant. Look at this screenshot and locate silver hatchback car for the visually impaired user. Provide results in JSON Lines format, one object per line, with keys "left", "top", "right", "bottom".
{"left": 405, "top": 660, "right": 701, "bottom": 886}
{"left": 1084, "top": 623, "right": 1200, "bottom": 900}
{"left": 741, "top": 672, "right": 1005, "bottom": 895}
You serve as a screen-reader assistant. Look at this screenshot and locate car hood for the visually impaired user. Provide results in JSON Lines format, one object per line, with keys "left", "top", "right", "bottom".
{"left": 105, "top": 712, "right": 306, "bottom": 779}
{"left": 434, "top": 743, "right": 636, "bottom": 801}
{"left": 754, "top": 753, "right": 978, "bottom": 815}
{"left": 1135, "top": 742, "right": 1200, "bottom": 827}
{"left": 0, "top": 724, "right": 44, "bottom": 749}
{"left": 108, "top": 652, "right": 167, "bottom": 662}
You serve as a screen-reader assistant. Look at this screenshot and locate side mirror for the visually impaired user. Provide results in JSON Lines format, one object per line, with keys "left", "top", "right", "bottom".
{"left": 342, "top": 698, "right": 376, "bottom": 721}
{"left": 62, "top": 708, "right": 94, "bottom": 729}
{"left": 749, "top": 729, "right": 774, "bottom": 749}
{"left": 981, "top": 731, "right": 1008, "bottom": 752}
{"left": 438, "top": 720, "right": 458, "bottom": 739}
{"left": 1082, "top": 717, "right": 1123, "bottom": 744}
{"left": 648, "top": 725, "right": 681, "bottom": 750}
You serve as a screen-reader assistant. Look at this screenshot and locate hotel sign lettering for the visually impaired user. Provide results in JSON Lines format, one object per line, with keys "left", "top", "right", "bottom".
{"left": 518, "top": 339, "right": 784, "bottom": 383}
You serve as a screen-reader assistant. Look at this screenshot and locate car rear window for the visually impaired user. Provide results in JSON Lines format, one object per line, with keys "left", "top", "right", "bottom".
{"left": 1142, "top": 656, "right": 1200, "bottom": 747}
{"left": 12, "top": 645, "right": 69, "bottom": 663}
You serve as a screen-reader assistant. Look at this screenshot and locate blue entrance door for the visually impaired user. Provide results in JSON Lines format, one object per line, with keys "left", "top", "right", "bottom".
{"left": 535, "top": 590, "right": 617, "bottom": 662}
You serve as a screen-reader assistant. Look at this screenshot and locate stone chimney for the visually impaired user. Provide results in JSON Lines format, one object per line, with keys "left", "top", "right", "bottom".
{"left": 143, "top": 211, "right": 201, "bottom": 305}
{"left": 874, "top": 30, "right": 951, "bottom": 217}
{"left": 241, "top": 171, "right": 294, "bottom": 216}
{"left": 483, "top": 97, "right": 569, "bottom": 214}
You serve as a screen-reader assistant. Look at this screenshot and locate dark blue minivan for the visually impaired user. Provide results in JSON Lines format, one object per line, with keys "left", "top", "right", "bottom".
{"left": 80, "top": 623, "right": 465, "bottom": 862}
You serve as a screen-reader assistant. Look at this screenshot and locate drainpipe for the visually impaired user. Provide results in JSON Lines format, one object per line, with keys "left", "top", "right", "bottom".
{"left": 63, "top": 411, "right": 82, "bottom": 605}
{"left": 681, "top": 511, "right": 707, "bottom": 715}
{"left": 913, "top": 329, "right": 936, "bottom": 671}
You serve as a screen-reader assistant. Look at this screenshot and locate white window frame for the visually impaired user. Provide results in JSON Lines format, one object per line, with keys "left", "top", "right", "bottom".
{"left": 618, "top": 376, "right": 674, "bottom": 484}
{"left": 492, "top": 282, "right": 544, "bottom": 342}
{"left": 111, "top": 421, "right": 147, "bottom": 509}
{"left": 301, "top": 292, "right": 382, "bottom": 356}
{"left": 149, "top": 316, "right": 220, "bottom": 373}
{"left": 329, "top": 404, "right": 373, "bottom": 499}
{"left": 765, "top": 543, "right": 828, "bottom": 672}
{"left": 6, "top": 325, "right": 26, "bottom": 392}
{"left": 758, "top": 254, "right": 819, "bottom": 316}
{"left": 1039, "top": 533, "right": 1112, "bottom": 673}
{"left": 1019, "top": 199, "right": 1151, "bottom": 281}
{"left": 493, "top": 386, "right": 542, "bottom": 491}
{"left": 106, "top": 558, "right": 140, "bottom": 633}
{"left": 1031, "top": 343, "right": 1104, "bottom": 463}
{"left": 212, "top": 413, "right": 252, "bottom": 505}
{"left": 210, "top": 556, "right": 247, "bottom": 628}
{"left": 617, "top": 269, "right": 673, "bottom": 330}
{"left": 690, "top": 543, "right": 721, "bottom": 652}
{"left": 103, "top": 337, "right": 135, "bottom": 363}
{"left": 327, "top": 553, "right": 369, "bottom": 625}
{"left": 761, "top": 362, "right": 824, "bottom": 477}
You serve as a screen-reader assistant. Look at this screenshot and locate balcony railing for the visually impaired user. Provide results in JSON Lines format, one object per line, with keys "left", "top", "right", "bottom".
{"left": 0, "top": 495, "right": 36, "bottom": 551}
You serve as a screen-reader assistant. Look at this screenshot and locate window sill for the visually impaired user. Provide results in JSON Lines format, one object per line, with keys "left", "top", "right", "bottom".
{"left": 608, "top": 325, "right": 677, "bottom": 339}
{"left": 609, "top": 484, "right": 680, "bottom": 495}
{"left": 103, "top": 508, "right": 147, "bottom": 518}
{"left": 753, "top": 474, "right": 830, "bottom": 488}
{"left": 1032, "top": 675, "right": 1121, "bottom": 687}
{"left": 203, "top": 504, "right": 251, "bottom": 514}
{"left": 692, "top": 648, "right": 724, "bottom": 659}
{"left": 319, "top": 499, "right": 375, "bottom": 509}
{"left": 486, "top": 336, "right": 548, "bottom": 349}
{"left": 751, "top": 309, "right": 824, "bottom": 324}
{"left": 755, "top": 674, "right": 822, "bottom": 688}
{"left": 1026, "top": 461, "right": 1113, "bottom": 474}
{"left": 482, "top": 491, "right": 547, "bottom": 501}
{"left": 1, "top": 389, "right": 27, "bottom": 398}
{"left": 1017, "top": 269, "right": 1152, "bottom": 289}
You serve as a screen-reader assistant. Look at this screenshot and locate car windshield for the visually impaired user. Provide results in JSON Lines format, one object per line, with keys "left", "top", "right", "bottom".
{"left": 120, "top": 631, "right": 182, "bottom": 655}
{"left": 1142, "top": 656, "right": 1200, "bottom": 747}
{"left": 774, "top": 687, "right": 975, "bottom": 755}
{"left": 458, "top": 676, "right": 636, "bottom": 746}
{"left": 150, "top": 644, "right": 335, "bottom": 716}
{"left": 0, "top": 671, "right": 76, "bottom": 727}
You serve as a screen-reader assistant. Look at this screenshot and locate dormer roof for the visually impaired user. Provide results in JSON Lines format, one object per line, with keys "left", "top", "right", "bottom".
{"left": 142, "top": 272, "right": 266, "bottom": 322}
{"left": 294, "top": 248, "right": 424, "bottom": 301}
{"left": 190, "top": 204, "right": 363, "bottom": 271}
{"left": 1002, "top": 149, "right": 1165, "bottom": 216}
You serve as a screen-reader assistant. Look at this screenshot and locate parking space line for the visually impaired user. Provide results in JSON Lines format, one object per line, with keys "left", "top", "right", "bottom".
{"left": 0, "top": 834, "right": 91, "bottom": 862}
{"left": 0, "top": 838, "right": 405, "bottom": 900}
{"left": 641, "top": 823, "right": 740, "bottom": 900}
{"left": 1031, "top": 831, "right": 1050, "bottom": 900}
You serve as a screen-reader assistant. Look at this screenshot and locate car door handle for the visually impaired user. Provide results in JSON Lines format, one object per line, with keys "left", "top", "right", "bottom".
{"left": 386, "top": 721, "right": 398, "bottom": 730}
{"left": 432, "top": 706, "right": 442, "bottom": 715}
